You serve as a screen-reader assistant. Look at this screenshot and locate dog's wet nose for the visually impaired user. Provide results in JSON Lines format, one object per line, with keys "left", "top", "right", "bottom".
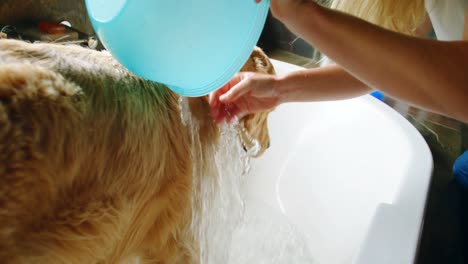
{"left": 267, "top": 140, "right": 270, "bottom": 149}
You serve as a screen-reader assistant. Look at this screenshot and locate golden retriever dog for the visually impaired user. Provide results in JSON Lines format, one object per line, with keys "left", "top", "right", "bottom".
{"left": 0, "top": 39, "right": 274, "bottom": 264}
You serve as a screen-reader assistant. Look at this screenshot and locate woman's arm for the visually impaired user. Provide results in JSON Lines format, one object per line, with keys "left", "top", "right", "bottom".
{"left": 278, "top": 11, "right": 434, "bottom": 104}
{"left": 276, "top": 64, "right": 371, "bottom": 103}
{"left": 210, "top": 64, "right": 371, "bottom": 122}
{"left": 272, "top": 2, "right": 468, "bottom": 122}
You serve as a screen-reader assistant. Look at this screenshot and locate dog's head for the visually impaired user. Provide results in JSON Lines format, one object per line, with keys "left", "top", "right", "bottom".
{"left": 237, "top": 47, "right": 274, "bottom": 157}
{"left": 189, "top": 47, "right": 273, "bottom": 157}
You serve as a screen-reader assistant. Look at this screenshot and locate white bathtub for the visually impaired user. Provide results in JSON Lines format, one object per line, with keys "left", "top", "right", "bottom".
{"left": 244, "top": 60, "right": 433, "bottom": 264}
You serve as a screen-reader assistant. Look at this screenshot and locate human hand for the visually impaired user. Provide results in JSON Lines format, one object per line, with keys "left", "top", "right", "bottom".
{"left": 209, "top": 72, "right": 280, "bottom": 124}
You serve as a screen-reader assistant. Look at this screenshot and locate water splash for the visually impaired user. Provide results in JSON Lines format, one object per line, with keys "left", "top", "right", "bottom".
{"left": 178, "top": 96, "right": 191, "bottom": 126}
{"left": 178, "top": 97, "right": 317, "bottom": 264}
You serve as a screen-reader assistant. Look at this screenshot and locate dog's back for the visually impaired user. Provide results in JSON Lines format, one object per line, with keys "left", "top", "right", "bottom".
{"left": 0, "top": 40, "right": 201, "bottom": 263}
{"left": 0, "top": 39, "right": 272, "bottom": 263}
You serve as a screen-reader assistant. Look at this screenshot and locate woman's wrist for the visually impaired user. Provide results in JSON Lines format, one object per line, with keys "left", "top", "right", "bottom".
{"left": 274, "top": 74, "right": 295, "bottom": 104}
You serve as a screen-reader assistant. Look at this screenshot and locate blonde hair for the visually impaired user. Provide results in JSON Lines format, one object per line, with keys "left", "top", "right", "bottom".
{"left": 328, "top": 0, "right": 426, "bottom": 35}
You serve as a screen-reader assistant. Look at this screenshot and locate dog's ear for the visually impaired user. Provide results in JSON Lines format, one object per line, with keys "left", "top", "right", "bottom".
{"left": 240, "top": 47, "right": 275, "bottom": 75}
{"left": 237, "top": 47, "right": 275, "bottom": 157}
{"left": 239, "top": 111, "right": 270, "bottom": 157}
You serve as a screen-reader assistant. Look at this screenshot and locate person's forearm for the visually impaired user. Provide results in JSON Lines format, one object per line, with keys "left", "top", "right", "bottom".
{"left": 275, "top": 64, "right": 371, "bottom": 103}
{"left": 276, "top": 1, "right": 468, "bottom": 122}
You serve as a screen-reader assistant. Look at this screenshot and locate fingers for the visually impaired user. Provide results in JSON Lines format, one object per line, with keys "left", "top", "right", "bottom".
{"left": 214, "top": 103, "right": 242, "bottom": 124}
{"left": 208, "top": 83, "right": 226, "bottom": 109}
{"left": 219, "top": 74, "right": 253, "bottom": 103}
{"left": 209, "top": 73, "right": 242, "bottom": 107}
{"left": 209, "top": 73, "right": 247, "bottom": 123}
{"left": 208, "top": 92, "right": 220, "bottom": 117}
{"left": 209, "top": 72, "right": 264, "bottom": 124}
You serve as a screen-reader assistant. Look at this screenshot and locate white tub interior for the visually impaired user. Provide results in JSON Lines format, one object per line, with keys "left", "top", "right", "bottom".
{"left": 243, "top": 60, "right": 433, "bottom": 264}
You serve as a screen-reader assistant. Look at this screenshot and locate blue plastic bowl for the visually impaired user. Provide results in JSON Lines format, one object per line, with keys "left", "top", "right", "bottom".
{"left": 85, "top": 0, "right": 270, "bottom": 97}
